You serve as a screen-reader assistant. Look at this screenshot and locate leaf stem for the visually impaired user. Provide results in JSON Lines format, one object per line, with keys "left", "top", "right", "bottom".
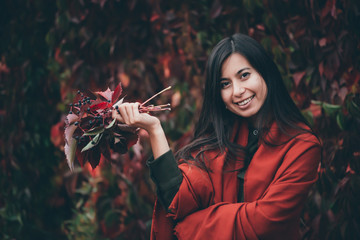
{"left": 141, "top": 86, "right": 172, "bottom": 106}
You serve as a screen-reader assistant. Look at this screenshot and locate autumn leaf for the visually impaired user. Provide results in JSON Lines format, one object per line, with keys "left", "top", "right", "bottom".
{"left": 293, "top": 71, "right": 306, "bottom": 87}
{"left": 95, "top": 87, "right": 113, "bottom": 102}
{"left": 90, "top": 102, "right": 112, "bottom": 111}
{"left": 81, "top": 133, "right": 103, "bottom": 152}
{"left": 66, "top": 113, "right": 80, "bottom": 125}
{"left": 64, "top": 124, "right": 78, "bottom": 170}
{"left": 65, "top": 137, "right": 77, "bottom": 171}
{"left": 111, "top": 84, "right": 123, "bottom": 103}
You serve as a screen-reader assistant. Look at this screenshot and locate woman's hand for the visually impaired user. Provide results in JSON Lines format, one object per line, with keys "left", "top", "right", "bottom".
{"left": 112, "top": 102, "right": 170, "bottom": 158}
{"left": 112, "top": 102, "right": 161, "bottom": 135}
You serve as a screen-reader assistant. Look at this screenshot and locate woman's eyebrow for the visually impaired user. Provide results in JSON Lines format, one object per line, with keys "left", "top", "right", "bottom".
{"left": 220, "top": 67, "right": 251, "bottom": 81}
{"left": 235, "top": 67, "right": 251, "bottom": 76}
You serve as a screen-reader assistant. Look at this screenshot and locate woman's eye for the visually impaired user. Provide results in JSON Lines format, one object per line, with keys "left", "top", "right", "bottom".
{"left": 220, "top": 81, "right": 230, "bottom": 89}
{"left": 241, "top": 72, "right": 250, "bottom": 79}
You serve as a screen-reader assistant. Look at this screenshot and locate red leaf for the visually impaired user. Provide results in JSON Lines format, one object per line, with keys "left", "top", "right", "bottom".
{"left": 210, "top": 0, "right": 222, "bottom": 19}
{"left": 113, "top": 138, "right": 129, "bottom": 154}
{"left": 256, "top": 24, "right": 265, "bottom": 31}
{"left": 308, "top": 103, "right": 322, "bottom": 118}
{"left": 88, "top": 147, "right": 101, "bottom": 169}
{"left": 346, "top": 163, "right": 355, "bottom": 174}
{"left": 91, "top": 0, "right": 107, "bottom": 8}
{"left": 150, "top": 12, "right": 160, "bottom": 22}
{"left": 321, "top": 0, "right": 333, "bottom": 20}
{"left": 319, "top": 62, "right": 324, "bottom": 77}
{"left": 111, "top": 84, "right": 123, "bottom": 103}
{"left": 330, "top": 0, "right": 337, "bottom": 19}
{"left": 293, "top": 71, "right": 306, "bottom": 87}
{"left": 76, "top": 149, "right": 86, "bottom": 167}
{"left": 0, "top": 61, "right": 10, "bottom": 73}
{"left": 66, "top": 113, "right": 80, "bottom": 125}
{"left": 338, "top": 87, "right": 348, "bottom": 102}
{"left": 51, "top": 120, "right": 65, "bottom": 149}
{"left": 100, "top": 143, "right": 111, "bottom": 161}
{"left": 319, "top": 38, "right": 327, "bottom": 47}
{"left": 324, "top": 52, "right": 340, "bottom": 80}
{"left": 125, "top": 131, "right": 139, "bottom": 149}
{"left": 116, "top": 123, "right": 138, "bottom": 133}
{"left": 95, "top": 87, "right": 113, "bottom": 101}
{"left": 90, "top": 102, "right": 111, "bottom": 111}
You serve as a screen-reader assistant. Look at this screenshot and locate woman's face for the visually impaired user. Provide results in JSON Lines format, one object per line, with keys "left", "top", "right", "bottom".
{"left": 220, "top": 53, "right": 268, "bottom": 121}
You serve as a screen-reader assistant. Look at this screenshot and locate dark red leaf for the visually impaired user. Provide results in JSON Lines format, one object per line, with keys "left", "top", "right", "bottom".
{"left": 76, "top": 149, "right": 86, "bottom": 167}
{"left": 51, "top": 120, "right": 65, "bottom": 148}
{"left": 88, "top": 147, "right": 101, "bottom": 169}
{"left": 321, "top": 0, "right": 333, "bottom": 20}
{"left": 309, "top": 103, "right": 322, "bottom": 118}
{"left": 150, "top": 13, "right": 160, "bottom": 22}
{"left": 124, "top": 131, "right": 139, "bottom": 149}
{"left": 111, "top": 84, "right": 123, "bottom": 103}
{"left": 293, "top": 71, "right": 306, "bottom": 87}
{"left": 90, "top": 102, "right": 111, "bottom": 111}
{"left": 113, "top": 137, "right": 129, "bottom": 154}
{"left": 116, "top": 123, "right": 137, "bottom": 133}
{"left": 319, "top": 38, "right": 327, "bottom": 47}
{"left": 319, "top": 62, "right": 324, "bottom": 77}
{"left": 100, "top": 141, "right": 111, "bottom": 161}
{"left": 210, "top": 0, "right": 222, "bottom": 19}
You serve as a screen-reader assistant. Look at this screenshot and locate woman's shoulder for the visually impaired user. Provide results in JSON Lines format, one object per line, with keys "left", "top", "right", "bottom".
{"left": 293, "top": 122, "right": 321, "bottom": 145}
{"left": 266, "top": 121, "right": 321, "bottom": 146}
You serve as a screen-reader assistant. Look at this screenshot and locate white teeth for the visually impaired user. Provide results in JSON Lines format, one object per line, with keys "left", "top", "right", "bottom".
{"left": 237, "top": 95, "right": 254, "bottom": 106}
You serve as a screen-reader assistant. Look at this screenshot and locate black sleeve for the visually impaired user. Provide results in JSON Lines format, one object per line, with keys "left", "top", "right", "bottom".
{"left": 146, "top": 150, "right": 183, "bottom": 210}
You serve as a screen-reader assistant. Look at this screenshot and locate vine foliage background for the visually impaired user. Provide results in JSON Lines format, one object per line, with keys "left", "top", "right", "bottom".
{"left": 0, "top": 0, "right": 359, "bottom": 239}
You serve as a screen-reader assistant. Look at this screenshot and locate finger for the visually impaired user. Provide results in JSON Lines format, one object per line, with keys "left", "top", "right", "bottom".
{"left": 112, "top": 109, "right": 124, "bottom": 123}
{"left": 132, "top": 102, "right": 141, "bottom": 120}
{"left": 125, "top": 103, "right": 135, "bottom": 124}
{"left": 119, "top": 103, "right": 130, "bottom": 124}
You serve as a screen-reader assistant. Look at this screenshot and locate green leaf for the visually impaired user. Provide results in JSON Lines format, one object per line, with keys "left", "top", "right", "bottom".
{"left": 349, "top": 99, "right": 360, "bottom": 118}
{"left": 81, "top": 133, "right": 103, "bottom": 152}
{"left": 243, "top": 0, "right": 262, "bottom": 13}
{"left": 106, "top": 118, "right": 116, "bottom": 129}
{"left": 336, "top": 112, "right": 345, "bottom": 130}
{"left": 104, "top": 210, "right": 118, "bottom": 227}
{"left": 83, "top": 126, "right": 105, "bottom": 136}
{"left": 311, "top": 100, "right": 322, "bottom": 105}
{"left": 302, "top": 110, "right": 314, "bottom": 126}
{"left": 311, "top": 100, "right": 341, "bottom": 116}
{"left": 75, "top": 184, "right": 92, "bottom": 195}
{"left": 75, "top": 198, "right": 84, "bottom": 209}
{"left": 45, "top": 30, "right": 56, "bottom": 47}
{"left": 323, "top": 102, "right": 341, "bottom": 116}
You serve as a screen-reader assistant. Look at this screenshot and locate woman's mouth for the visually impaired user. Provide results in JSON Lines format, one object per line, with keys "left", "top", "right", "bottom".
{"left": 237, "top": 95, "right": 255, "bottom": 106}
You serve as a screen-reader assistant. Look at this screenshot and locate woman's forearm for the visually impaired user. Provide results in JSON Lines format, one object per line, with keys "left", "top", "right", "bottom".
{"left": 147, "top": 122, "right": 170, "bottom": 159}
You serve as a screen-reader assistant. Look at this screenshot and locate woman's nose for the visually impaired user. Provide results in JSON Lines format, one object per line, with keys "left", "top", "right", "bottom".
{"left": 233, "top": 85, "right": 245, "bottom": 96}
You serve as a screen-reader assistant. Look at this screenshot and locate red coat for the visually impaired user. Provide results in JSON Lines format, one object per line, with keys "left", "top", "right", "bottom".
{"left": 150, "top": 121, "right": 321, "bottom": 240}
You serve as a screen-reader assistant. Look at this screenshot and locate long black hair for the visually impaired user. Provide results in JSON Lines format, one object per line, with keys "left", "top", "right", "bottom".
{"left": 176, "top": 33, "right": 314, "bottom": 165}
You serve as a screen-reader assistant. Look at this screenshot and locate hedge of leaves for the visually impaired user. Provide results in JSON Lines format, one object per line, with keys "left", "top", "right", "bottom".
{"left": 0, "top": 0, "right": 359, "bottom": 239}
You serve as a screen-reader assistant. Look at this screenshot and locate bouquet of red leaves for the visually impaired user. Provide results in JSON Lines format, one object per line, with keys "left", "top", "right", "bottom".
{"left": 64, "top": 84, "right": 171, "bottom": 170}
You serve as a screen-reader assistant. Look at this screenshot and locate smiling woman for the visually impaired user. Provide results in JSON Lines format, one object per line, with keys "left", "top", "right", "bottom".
{"left": 220, "top": 53, "right": 268, "bottom": 120}
{"left": 112, "top": 33, "right": 321, "bottom": 240}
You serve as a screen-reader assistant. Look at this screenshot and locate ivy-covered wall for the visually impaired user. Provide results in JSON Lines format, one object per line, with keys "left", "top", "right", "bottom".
{"left": 1, "top": 0, "right": 359, "bottom": 239}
